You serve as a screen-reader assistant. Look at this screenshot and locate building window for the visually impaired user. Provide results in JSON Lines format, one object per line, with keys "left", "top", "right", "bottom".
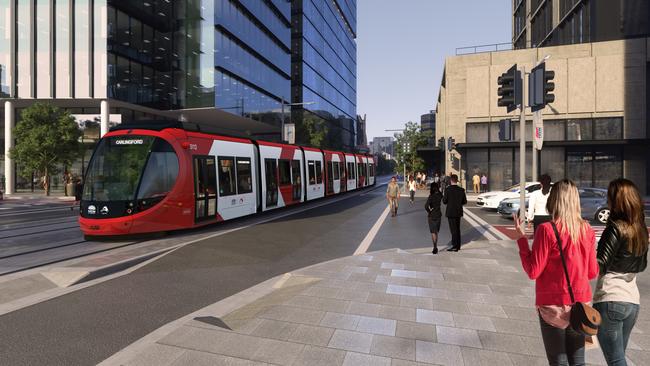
{"left": 466, "top": 123, "right": 489, "bottom": 143}
{"left": 544, "top": 120, "right": 566, "bottom": 141}
{"left": 531, "top": 0, "right": 553, "bottom": 47}
{"left": 567, "top": 119, "right": 593, "bottom": 141}
{"left": 593, "top": 148, "right": 622, "bottom": 188}
{"left": 567, "top": 148, "right": 593, "bottom": 188}
{"left": 465, "top": 149, "right": 488, "bottom": 190}
{"left": 541, "top": 147, "right": 565, "bottom": 182}
{"left": 594, "top": 118, "right": 623, "bottom": 140}
{"left": 489, "top": 149, "right": 513, "bottom": 191}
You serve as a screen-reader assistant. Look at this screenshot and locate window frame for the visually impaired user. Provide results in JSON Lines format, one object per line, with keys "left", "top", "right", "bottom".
{"left": 217, "top": 156, "right": 237, "bottom": 197}
{"left": 236, "top": 157, "right": 253, "bottom": 194}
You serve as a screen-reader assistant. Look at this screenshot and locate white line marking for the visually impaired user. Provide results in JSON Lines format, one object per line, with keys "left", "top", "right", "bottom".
{"left": 353, "top": 204, "right": 391, "bottom": 256}
{"left": 463, "top": 213, "right": 497, "bottom": 241}
{"left": 463, "top": 207, "right": 511, "bottom": 241}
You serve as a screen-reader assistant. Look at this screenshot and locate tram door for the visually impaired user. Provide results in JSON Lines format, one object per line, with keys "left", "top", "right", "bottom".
{"left": 194, "top": 156, "right": 217, "bottom": 221}
{"left": 265, "top": 159, "right": 278, "bottom": 207}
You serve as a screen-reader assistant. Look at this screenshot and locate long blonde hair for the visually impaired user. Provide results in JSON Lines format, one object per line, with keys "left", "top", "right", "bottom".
{"left": 546, "top": 179, "right": 588, "bottom": 243}
{"left": 608, "top": 179, "right": 649, "bottom": 256}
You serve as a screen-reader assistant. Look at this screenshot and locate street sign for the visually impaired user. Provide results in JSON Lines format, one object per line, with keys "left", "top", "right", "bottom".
{"left": 533, "top": 110, "right": 543, "bottom": 150}
{"left": 283, "top": 123, "right": 295, "bottom": 144}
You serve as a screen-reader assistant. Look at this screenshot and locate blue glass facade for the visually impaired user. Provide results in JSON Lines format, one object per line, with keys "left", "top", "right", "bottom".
{"left": 215, "top": 0, "right": 291, "bottom": 123}
{"left": 292, "top": 0, "right": 357, "bottom": 152}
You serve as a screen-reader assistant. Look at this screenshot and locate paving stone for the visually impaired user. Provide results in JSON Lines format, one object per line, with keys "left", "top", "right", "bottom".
{"left": 250, "top": 319, "right": 300, "bottom": 341}
{"left": 347, "top": 301, "right": 382, "bottom": 317}
{"left": 250, "top": 338, "right": 304, "bottom": 365}
{"left": 391, "top": 269, "right": 418, "bottom": 278}
{"left": 415, "top": 287, "right": 449, "bottom": 300}
{"left": 436, "top": 325, "right": 482, "bottom": 348}
{"left": 381, "top": 262, "right": 405, "bottom": 270}
{"left": 342, "top": 351, "right": 391, "bottom": 366}
{"left": 159, "top": 326, "right": 263, "bottom": 360}
{"left": 451, "top": 291, "right": 484, "bottom": 303}
{"left": 378, "top": 305, "right": 417, "bottom": 322}
{"left": 353, "top": 281, "right": 389, "bottom": 293}
{"left": 477, "top": 331, "right": 527, "bottom": 354}
{"left": 284, "top": 295, "right": 350, "bottom": 313}
{"left": 301, "top": 286, "right": 341, "bottom": 299}
{"left": 416, "top": 309, "right": 455, "bottom": 327}
{"left": 356, "top": 316, "right": 397, "bottom": 336}
{"left": 287, "top": 324, "right": 334, "bottom": 346}
{"left": 292, "top": 345, "right": 346, "bottom": 366}
{"left": 395, "top": 321, "right": 437, "bottom": 342}
{"left": 626, "top": 349, "right": 650, "bottom": 366}
{"left": 126, "top": 343, "right": 184, "bottom": 366}
{"left": 168, "top": 350, "right": 266, "bottom": 366}
{"left": 320, "top": 312, "right": 360, "bottom": 330}
{"left": 492, "top": 317, "right": 541, "bottom": 338}
{"left": 460, "top": 347, "right": 514, "bottom": 366}
{"left": 467, "top": 302, "right": 507, "bottom": 318}
{"left": 415, "top": 340, "right": 463, "bottom": 366}
{"left": 430, "top": 299, "right": 470, "bottom": 314}
{"left": 328, "top": 329, "right": 374, "bottom": 353}
{"left": 367, "top": 292, "right": 402, "bottom": 306}
{"left": 452, "top": 314, "right": 496, "bottom": 332}
{"left": 520, "top": 335, "right": 547, "bottom": 357}
{"left": 370, "top": 334, "right": 416, "bottom": 360}
{"left": 390, "top": 359, "right": 433, "bottom": 366}
{"left": 335, "top": 288, "right": 370, "bottom": 302}
{"left": 399, "top": 296, "right": 434, "bottom": 310}
{"left": 387, "top": 284, "right": 419, "bottom": 297}
{"left": 259, "top": 305, "right": 324, "bottom": 325}
{"left": 507, "top": 353, "right": 550, "bottom": 366}
{"left": 501, "top": 305, "right": 539, "bottom": 321}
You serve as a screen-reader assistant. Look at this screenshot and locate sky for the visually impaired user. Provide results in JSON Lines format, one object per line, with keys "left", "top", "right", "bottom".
{"left": 357, "top": 0, "right": 511, "bottom": 141}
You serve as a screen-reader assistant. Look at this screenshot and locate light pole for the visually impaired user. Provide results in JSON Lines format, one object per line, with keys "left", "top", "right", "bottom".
{"left": 281, "top": 99, "right": 315, "bottom": 144}
{"left": 385, "top": 128, "right": 408, "bottom": 192}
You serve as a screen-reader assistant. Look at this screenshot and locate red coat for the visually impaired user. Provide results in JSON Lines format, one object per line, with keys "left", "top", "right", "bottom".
{"left": 517, "top": 222, "right": 599, "bottom": 306}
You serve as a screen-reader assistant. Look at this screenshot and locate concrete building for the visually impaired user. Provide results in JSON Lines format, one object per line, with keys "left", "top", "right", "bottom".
{"left": 370, "top": 136, "right": 394, "bottom": 157}
{"left": 418, "top": 110, "right": 440, "bottom": 174}
{"left": 435, "top": 1, "right": 650, "bottom": 194}
{"left": 0, "top": 0, "right": 358, "bottom": 194}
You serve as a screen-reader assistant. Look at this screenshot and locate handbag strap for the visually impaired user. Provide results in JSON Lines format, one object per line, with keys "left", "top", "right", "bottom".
{"left": 550, "top": 222, "right": 576, "bottom": 304}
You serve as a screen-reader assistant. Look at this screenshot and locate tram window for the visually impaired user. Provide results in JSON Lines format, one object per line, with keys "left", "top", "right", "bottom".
{"left": 218, "top": 157, "right": 236, "bottom": 196}
{"left": 291, "top": 160, "right": 301, "bottom": 200}
{"left": 333, "top": 162, "right": 340, "bottom": 180}
{"left": 308, "top": 160, "right": 316, "bottom": 184}
{"left": 236, "top": 157, "right": 253, "bottom": 194}
{"left": 137, "top": 146, "right": 179, "bottom": 201}
{"left": 279, "top": 159, "right": 291, "bottom": 185}
{"left": 358, "top": 164, "right": 362, "bottom": 179}
{"left": 265, "top": 159, "right": 278, "bottom": 206}
{"left": 315, "top": 161, "right": 323, "bottom": 184}
{"left": 370, "top": 164, "right": 375, "bottom": 177}
{"left": 348, "top": 163, "right": 355, "bottom": 179}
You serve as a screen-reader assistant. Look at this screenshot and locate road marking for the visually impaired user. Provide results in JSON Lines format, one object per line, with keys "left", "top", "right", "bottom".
{"left": 463, "top": 213, "right": 498, "bottom": 241}
{"left": 463, "top": 207, "right": 511, "bottom": 241}
{"left": 353, "top": 204, "right": 391, "bottom": 256}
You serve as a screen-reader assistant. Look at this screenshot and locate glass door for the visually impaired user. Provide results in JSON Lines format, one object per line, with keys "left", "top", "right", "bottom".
{"left": 265, "top": 158, "right": 278, "bottom": 207}
{"left": 291, "top": 160, "right": 301, "bottom": 200}
{"left": 194, "top": 156, "right": 217, "bottom": 222}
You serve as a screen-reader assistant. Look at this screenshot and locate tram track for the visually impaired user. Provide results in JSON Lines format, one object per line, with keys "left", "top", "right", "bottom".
{"left": 0, "top": 217, "right": 77, "bottom": 233}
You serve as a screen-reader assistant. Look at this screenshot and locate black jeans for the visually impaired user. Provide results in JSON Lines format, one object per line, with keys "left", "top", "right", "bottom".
{"left": 448, "top": 217, "right": 461, "bottom": 249}
{"left": 539, "top": 315, "right": 586, "bottom": 366}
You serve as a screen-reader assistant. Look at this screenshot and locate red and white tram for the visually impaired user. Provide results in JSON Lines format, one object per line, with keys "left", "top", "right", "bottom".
{"left": 79, "top": 121, "right": 375, "bottom": 237}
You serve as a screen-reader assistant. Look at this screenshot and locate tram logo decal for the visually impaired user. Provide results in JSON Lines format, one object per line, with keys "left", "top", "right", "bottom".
{"left": 101, "top": 206, "right": 109, "bottom": 215}
{"left": 87, "top": 205, "right": 96, "bottom": 215}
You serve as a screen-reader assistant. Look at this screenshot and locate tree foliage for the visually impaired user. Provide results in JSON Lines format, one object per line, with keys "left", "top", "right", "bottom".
{"left": 10, "top": 103, "right": 82, "bottom": 195}
{"left": 394, "top": 121, "right": 432, "bottom": 176}
{"left": 297, "top": 112, "right": 329, "bottom": 148}
{"left": 376, "top": 153, "right": 397, "bottom": 175}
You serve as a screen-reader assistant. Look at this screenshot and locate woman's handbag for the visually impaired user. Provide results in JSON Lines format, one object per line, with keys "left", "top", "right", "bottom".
{"left": 551, "top": 223, "right": 601, "bottom": 336}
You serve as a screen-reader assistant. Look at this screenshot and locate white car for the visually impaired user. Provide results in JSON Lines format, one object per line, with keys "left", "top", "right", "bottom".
{"left": 476, "top": 182, "right": 542, "bottom": 209}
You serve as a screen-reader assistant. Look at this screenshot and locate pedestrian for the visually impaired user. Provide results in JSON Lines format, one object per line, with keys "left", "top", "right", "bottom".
{"left": 593, "top": 178, "right": 648, "bottom": 366}
{"left": 386, "top": 176, "right": 400, "bottom": 217}
{"left": 416, "top": 172, "right": 422, "bottom": 186}
{"left": 408, "top": 175, "right": 417, "bottom": 204}
{"left": 442, "top": 174, "right": 467, "bottom": 251}
{"left": 481, "top": 174, "right": 488, "bottom": 192}
{"left": 515, "top": 179, "right": 598, "bottom": 366}
{"left": 71, "top": 177, "right": 83, "bottom": 211}
{"left": 434, "top": 172, "right": 440, "bottom": 184}
{"left": 425, "top": 182, "right": 443, "bottom": 254}
{"left": 527, "top": 174, "right": 552, "bottom": 232}
{"left": 472, "top": 173, "right": 480, "bottom": 193}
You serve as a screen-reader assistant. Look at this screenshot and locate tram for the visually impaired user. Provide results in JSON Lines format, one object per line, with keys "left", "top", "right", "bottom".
{"left": 79, "top": 121, "right": 376, "bottom": 236}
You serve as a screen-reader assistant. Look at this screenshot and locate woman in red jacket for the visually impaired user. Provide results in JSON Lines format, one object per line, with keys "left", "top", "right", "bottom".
{"left": 515, "top": 179, "right": 599, "bottom": 366}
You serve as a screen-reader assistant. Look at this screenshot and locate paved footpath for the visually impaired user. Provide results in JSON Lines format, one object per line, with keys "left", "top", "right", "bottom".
{"left": 103, "top": 238, "right": 650, "bottom": 365}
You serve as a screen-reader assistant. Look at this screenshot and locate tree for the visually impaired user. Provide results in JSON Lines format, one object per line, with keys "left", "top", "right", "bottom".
{"left": 10, "top": 103, "right": 82, "bottom": 195}
{"left": 394, "top": 121, "right": 432, "bottom": 177}
{"left": 376, "top": 153, "right": 397, "bottom": 175}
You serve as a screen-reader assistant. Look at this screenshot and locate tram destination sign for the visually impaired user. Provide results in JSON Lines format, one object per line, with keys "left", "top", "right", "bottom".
{"left": 111, "top": 138, "right": 145, "bottom": 146}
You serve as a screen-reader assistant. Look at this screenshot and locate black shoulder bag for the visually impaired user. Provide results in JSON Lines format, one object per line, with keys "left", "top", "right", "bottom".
{"left": 550, "top": 222, "right": 601, "bottom": 336}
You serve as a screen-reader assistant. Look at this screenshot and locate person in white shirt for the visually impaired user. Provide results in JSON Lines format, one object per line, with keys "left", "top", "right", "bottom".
{"left": 527, "top": 174, "right": 552, "bottom": 232}
{"left": 408, "top": 175, "right": 417, "bottom": 203}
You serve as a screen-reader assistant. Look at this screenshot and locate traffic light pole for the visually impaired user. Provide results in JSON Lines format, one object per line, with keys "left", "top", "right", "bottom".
{"left": 519, "top": 66, "right": 526, "bottom": 221}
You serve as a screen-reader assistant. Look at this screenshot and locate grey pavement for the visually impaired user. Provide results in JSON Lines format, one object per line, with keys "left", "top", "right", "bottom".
{"left": 108, "top": 241, "right": 650, "bottom": 366}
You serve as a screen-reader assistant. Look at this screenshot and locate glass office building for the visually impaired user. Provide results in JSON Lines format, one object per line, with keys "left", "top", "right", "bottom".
{"left": 1, "top": 0, "right": 357, "bottom": 193}
{"left": 292, "top": 0, "right": 357, "bottom": 152}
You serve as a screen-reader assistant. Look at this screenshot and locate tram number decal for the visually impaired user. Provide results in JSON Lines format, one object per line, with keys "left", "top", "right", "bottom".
{"left": 189, "top": 144, "right": 198, "bottom": 151}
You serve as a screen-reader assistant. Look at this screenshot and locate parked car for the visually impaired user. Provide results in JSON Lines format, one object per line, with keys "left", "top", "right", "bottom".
{"left": 497, "top": 187, "right": 610, "bottom": 224}
{"left": 476, "top": 182, "right": 541, "bottom": 209}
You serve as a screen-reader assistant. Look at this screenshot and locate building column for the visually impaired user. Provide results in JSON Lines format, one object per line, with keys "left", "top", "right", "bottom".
{"left": 100, "top": 100, "right": 109, "bottom": 137}
{"left": 4, "top": 101, "right": 15, "bottom": 195}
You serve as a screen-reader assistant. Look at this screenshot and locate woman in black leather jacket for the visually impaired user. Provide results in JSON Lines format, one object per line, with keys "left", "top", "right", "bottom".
{"left": 593, "top": 178, "right": 648, "bottom": 366}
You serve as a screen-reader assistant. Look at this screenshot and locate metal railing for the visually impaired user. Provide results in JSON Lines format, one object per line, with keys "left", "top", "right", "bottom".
{"left": 455, "top": 42, "right": 513, "bottom": 55}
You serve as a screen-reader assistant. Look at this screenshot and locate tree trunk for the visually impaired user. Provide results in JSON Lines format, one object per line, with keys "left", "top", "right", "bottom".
{"left": 44, "top": 167, "right": 50, "bottom": 196}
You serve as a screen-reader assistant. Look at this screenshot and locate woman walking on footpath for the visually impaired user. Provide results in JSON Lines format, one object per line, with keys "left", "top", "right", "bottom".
{"left": 527, "top": 174, "right": 552, "bottom": 232}
{"left": 425, "top": 182, "right": 443, "bottom": 254}
{"left": 408, "top": 175, "right": 417, "bottom": 204}
{"left": 593, "top": 179, "right": 648, "bottom": 366}
{"left": 515, "top": 179, "right": 598, "bottom": 366}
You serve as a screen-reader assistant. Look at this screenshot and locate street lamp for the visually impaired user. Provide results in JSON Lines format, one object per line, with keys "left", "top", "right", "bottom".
{"left": 281, "top": 99, "right": 315, "bottom": 144}
{"left": 385, "top": 128, "right": 408, "bottom": 192}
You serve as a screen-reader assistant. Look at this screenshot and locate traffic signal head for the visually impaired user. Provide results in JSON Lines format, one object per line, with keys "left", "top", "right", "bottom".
{"left": 497, "top": 64, "right": 522, "bottom": 113}
{"left": 544, "top": 70, "right": 555, "bottom": 104}
{"left": 530, "top": 62, "right": 555, "bottom": 112}
{"left": 438, "top": 137, "right": 444, "bottom": 149}
{"left": 498, "top": 119, "right": 512, "bottom": 141}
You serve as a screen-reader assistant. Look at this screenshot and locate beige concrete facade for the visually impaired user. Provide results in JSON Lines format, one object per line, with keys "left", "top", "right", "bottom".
{"left": 435, "top": 38, "right": 649, "bottom": 193}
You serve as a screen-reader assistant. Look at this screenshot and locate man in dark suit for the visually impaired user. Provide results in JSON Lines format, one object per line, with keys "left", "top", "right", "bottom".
{"left": 442, "top": 174, "right": 467, "bottom": 252}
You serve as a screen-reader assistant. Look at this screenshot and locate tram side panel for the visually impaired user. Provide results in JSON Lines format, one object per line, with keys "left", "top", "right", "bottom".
{"left": 367, "top": 155, "right": 376, "bottom": 186}
{"left": 303, "top": 148, "right": 325, "bottom": 201}
{"left": 344, "top": 153, "right": 357, "bottom": 191}
{"left": 259, "top": 143, "right": 304, "bottom": 211}
{"left": 323, "top": 150, "right": 344, "bottom": 196}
